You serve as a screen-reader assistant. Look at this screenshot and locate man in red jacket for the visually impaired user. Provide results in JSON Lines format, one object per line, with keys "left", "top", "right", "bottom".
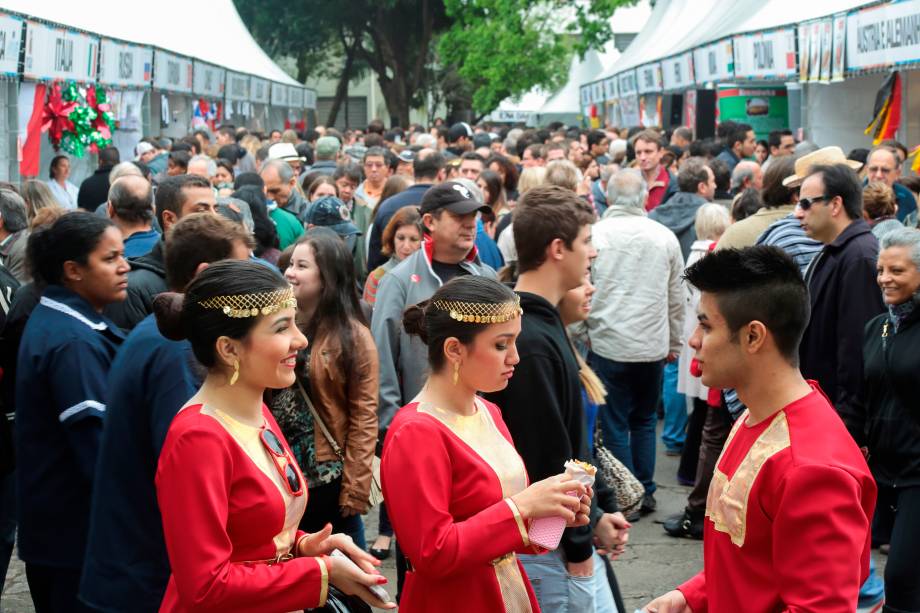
{"left": 643, "top": 246, "right": 876, "bottom": 613}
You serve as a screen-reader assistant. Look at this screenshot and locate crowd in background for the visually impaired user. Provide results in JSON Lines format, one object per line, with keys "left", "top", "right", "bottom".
{"left": 0, "top": 113, "right": 918, "bottom": 611}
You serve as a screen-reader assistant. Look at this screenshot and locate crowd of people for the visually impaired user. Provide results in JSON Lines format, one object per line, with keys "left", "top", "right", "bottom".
{"left": 0, "top": 114, "right": 917, "bottom": 612}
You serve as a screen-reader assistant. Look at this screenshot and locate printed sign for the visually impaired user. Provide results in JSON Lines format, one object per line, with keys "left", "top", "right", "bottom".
{"left": 733, "top": 28, "right": 797, "bottom": 80}
{"left": 661, "top": 52, "right": 694, "bottom": 91}
{"left": 694, "top": 39, "right": 734, "bottom": 84}
{"left": 0, "top": 14, "right": 22, "bottom": 77}
{"left": 819, "top": 19, "right": 833, "bottom": 82}
{"left": 23, "top": 20, "right": 98, "bottom": 82}
{"left": 846, "top": 0, "right": 920, "bottom": 72}
{"left": 98, "top": 38, "right": 152, "bottom": 88}
{"left": 603, "top": 77, "right": 618, "bottom": 101}
{"left": 832, "top": 13, "right": 847, "bottom": 82}
{"left": 618, "top": 70, "right": 638, "bottom": 97}
{"left": 798, "top": 24, "right": 811, "bottom": 82}
{"left": 305, "top": 88, "right": 317, "bottom": 109}
{"left": 636, "top": 62, "right": 662, "bottom": 94}
{"left": 153, "top": 50, "right": 192, "bottom": 93}
{"left": 808, "top": 21, "right": 822, "bottom": 83}
{"left": 718, "top": 85, "right": 789, "bottom": 140}
{"left": 193, "top": 61, "right": 225, "bottom": 98}
{"left": 250, "top": 76, "right": 270, "bottom": 104}
{"left": 289, "top": 86, "right": 305, "bottom": 109}
{"left": 271, "top": 81, "right": 290, "bottom": 106}
{"left": 590, "top": 80, "right": 604, "bottom": 103}
{"left": 225, "top": 71, "right": 250, "bottom": 101}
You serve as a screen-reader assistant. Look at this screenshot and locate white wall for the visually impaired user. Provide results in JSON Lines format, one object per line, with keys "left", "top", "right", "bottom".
{"left": 802, "top": 73, "right": 884, "bottom": 154}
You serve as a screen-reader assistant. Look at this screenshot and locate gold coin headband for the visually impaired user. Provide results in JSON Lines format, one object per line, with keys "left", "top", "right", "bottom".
{"left": 431, "top": 297, "right": 523, "bottom": 324}
{"left": 198, "top": 287, "right": 297, "bottom": 318}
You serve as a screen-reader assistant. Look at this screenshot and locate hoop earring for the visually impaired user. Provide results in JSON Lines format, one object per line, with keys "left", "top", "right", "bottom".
{"left": 453, "top": 362, "right": 460, "bottom": 386}
{"left": 230, "top": 359, "right": 240, "bottom": 386}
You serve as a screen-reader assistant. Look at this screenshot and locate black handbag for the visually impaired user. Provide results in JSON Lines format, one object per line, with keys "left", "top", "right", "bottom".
{"left": 307, "top": 586, "right": 373, "bottom": 612}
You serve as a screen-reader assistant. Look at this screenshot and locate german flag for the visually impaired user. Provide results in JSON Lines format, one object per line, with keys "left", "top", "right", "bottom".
{"left": 865, "top": 71, "right": 902, "bottom": 145}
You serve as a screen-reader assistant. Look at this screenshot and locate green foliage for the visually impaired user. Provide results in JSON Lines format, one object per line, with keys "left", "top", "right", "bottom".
{"left": 440, "top": 0, "right": 631, "bottom": 114}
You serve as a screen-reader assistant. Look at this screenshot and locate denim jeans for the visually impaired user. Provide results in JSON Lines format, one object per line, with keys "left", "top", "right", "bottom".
{"left": 661, "top": 360, "right": 687, "bottom": 452}
{"left": 520, "top": 549, "right": 618, "bottom": 613}
{"left": 588, "top": 353, "right": 664, "bottom": 494}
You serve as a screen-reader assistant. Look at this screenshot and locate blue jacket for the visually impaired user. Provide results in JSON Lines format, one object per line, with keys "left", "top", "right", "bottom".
{"left": 15, "top": 286, "right": 124, "bottom": 567}
{"left": 80, "top": 314, "right": 199, "bottom": 611}
{"left": 367, "top": 183, "right": 433, "bottom": 270}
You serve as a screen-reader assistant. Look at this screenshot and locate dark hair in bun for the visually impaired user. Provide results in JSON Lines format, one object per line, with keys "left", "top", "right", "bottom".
{"left": 153, "top": 259, "right": 289, "bottom": 368}
{"left": 402, "top": 276, "right": 518, "bottom": 371}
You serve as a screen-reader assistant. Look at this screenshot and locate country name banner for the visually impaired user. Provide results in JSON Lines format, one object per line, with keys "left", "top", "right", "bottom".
{"left": 153, "top": 50, "right": 192, "bottom": 93}
{"left": 271, "top": 81, "right": 290, "bottom": 106}
{"left": 193, "top": 61, "right": 225, "bottom": 98}
{"left": 636, "top": 62, "right": 662, "bottom": 94}
{"left": 661, "top": 52, "right": 694, "bottom": 91}
{"left": 250, "top": 76, "right": 270, "bottom": 104}
{"left": 733, "top": 28, "right": 797, "bottom": 80}
{"left": 847, "top": 0, "right": 920, "bottom": 72}
{"left": 618, "top": 70, "right": 638, "bottom": 97}
{"left": 225, "top": 71, "right": 250, "bottom": 101}
{"left": 98, "top": 38, "right": 152, "bottom": 88}
{"left": 590, "top": 80, "right": 604, "bottom": 104}
{"left": 0, "top": 14, "right": 22, "bottom": 77}
{"left": 603, "top": 77, "right": 617, "bottom": 101}
{"left": 694, "top": 39, "right": 734, "bottom": 84}
{"left": 23, "top": 20, "right": 98, "bottom": 82}
{"left": 288, "top": 86, "right": 305, "bottom": 109}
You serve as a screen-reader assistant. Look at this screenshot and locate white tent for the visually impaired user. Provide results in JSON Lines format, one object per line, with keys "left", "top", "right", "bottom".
{"left": 536, "top": 49, "right": 612, "bottom": 125}
{"left": 0, "top": 0, "right": 299, "bottom": 85}
{"left": 485, "top": 91, "right": 551, "bottom": 125}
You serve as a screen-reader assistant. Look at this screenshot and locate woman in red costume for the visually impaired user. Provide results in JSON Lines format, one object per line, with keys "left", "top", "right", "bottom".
{"left": 153, "top": 260, "right": 395, "bottom": 612}
{"left": 382, "top": 276, "right": 593, "bottom": 612}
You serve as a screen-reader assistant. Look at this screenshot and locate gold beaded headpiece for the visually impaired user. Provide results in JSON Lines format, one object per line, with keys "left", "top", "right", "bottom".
{"left": 431, "top": 296, "right": 523, "bottom": 324}
{"left": 198, "top": 287, "right": 297, "bottom": 318}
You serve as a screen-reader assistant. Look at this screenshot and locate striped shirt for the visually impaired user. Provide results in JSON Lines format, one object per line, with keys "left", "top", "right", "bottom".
{"left": 755, "top": 214, "right": 823, "bottom": 277}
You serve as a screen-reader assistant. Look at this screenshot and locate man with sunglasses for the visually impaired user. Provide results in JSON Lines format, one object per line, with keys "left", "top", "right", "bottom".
{"left": 794, "top": 163, "right": 885, "bottom": 444}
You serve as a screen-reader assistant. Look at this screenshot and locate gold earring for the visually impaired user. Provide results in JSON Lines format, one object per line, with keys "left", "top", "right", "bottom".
{"left": 230, "top": 359, "right": 239, "bottom": 386}
{"left": 453, "top": 362, "right": 460, "bottom": 386}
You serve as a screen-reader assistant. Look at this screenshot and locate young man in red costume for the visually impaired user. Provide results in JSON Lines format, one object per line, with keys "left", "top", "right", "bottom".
{"left": 643, "top": 246, "right": 876, "bottom": 613}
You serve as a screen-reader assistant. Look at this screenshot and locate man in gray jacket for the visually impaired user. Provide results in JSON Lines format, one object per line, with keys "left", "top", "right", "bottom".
{"left": 649, "top": 157, "right": 716, "bottom": 260}
{"left": 371, "top": 181, "right": 495, "bottom": 432}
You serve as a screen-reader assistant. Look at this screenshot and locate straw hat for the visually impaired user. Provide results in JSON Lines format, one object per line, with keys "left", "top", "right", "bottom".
{"left": 782, "top": 146, "right": 863, "bottom": 187}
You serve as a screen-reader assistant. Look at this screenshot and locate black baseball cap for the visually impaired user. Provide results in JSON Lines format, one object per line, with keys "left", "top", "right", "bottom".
{"left": 448, "top": 122, "right": 473, "bottom": 143}
{"left": 420, "top": 181, "right": 491, "bottom": 216}
{"left": 304, "top": 196, "right": 360, "bottom": 236}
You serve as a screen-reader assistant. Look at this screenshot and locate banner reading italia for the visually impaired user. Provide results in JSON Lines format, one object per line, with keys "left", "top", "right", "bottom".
{"left": 717, "top": 86, "right": 789, "bottom": 140}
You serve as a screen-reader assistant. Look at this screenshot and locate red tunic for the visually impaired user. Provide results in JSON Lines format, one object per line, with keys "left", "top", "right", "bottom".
{"left": 678, "top": 384, "right": 877, "bottom": 612}
{"left": 156, "top": 403, "right": 329, "bottom": 612}
{"left": 382, "top": 399, "right": 543, "bottom": 612}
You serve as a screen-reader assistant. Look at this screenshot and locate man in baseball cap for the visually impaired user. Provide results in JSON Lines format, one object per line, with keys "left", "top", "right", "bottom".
{"left": 396, "top": 149, "right": 415, "bottom": 179}
{"left": 370, "top": 179, "right": 497, "bottom": 460}
{"left": 305, "top": 195, "right": 361, "bottom": 237}
{"left": 446, "top": 122, "right": 473, "bottom": 158}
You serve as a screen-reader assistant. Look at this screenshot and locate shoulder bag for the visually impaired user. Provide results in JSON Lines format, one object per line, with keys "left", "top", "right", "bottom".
{"left": 296, "top": 379, "right": 383, "bottom": 508}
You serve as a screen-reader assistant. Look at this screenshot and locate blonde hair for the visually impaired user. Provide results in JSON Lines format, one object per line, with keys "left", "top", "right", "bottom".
{"left": 863, "top": 181, "right": 897, "bottom": 220}
{"left": 21, "top": 180, "right": 59, "bottom": 220}
{"left": 694, "top": 202, "right": 731, "bottom": 242}
{"left": 545, "top": 160, "right": 580, "bottom": 192}
{"left": 517, "top": 166, "right": 547, "bottom": 195}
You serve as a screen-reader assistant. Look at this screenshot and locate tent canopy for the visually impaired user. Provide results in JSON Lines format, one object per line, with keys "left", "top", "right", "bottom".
{"left": 0, "top": 0, "right": 299, "bottom": 85}
{"left": 595, "top": 0, "right": 876, "bottom": 84}
{"left": 538, "top": 49, "right": 612, "bottom": 116}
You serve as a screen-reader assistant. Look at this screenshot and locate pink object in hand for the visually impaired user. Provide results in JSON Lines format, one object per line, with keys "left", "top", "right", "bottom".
{"left": 526, "top": 490, "right": 578, "bottom": 550}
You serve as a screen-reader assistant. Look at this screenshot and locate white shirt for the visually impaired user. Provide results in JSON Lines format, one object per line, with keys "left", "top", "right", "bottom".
{"left": 46, "top": 179, "right": 79, "bottom": 209}
{"left": 587, "top": 205, "right": 685, "bottom": 363}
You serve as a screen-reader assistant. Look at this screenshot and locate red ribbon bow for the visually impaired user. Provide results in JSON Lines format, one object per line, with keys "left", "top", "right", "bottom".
{"left": 40, "top": 82, "right": 76, "bottom": 145}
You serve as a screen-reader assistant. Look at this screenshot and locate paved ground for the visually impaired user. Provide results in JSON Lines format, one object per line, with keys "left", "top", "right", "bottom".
{"left": 1, "top": 422, "right": 887, "bottom": 612}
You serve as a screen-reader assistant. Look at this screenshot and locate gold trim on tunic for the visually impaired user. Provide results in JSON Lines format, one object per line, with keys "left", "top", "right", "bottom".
{"left": 706, "top": 410, "right": 791, "bottom": 547}
{"left": 317, "top": 556, "right": 329, "bottom": 606}
{"left": 416, "top": 399, "right": 532, "bottom": 613}
{"left": 206, "top": 406, "right": 307, "bottom": 559}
